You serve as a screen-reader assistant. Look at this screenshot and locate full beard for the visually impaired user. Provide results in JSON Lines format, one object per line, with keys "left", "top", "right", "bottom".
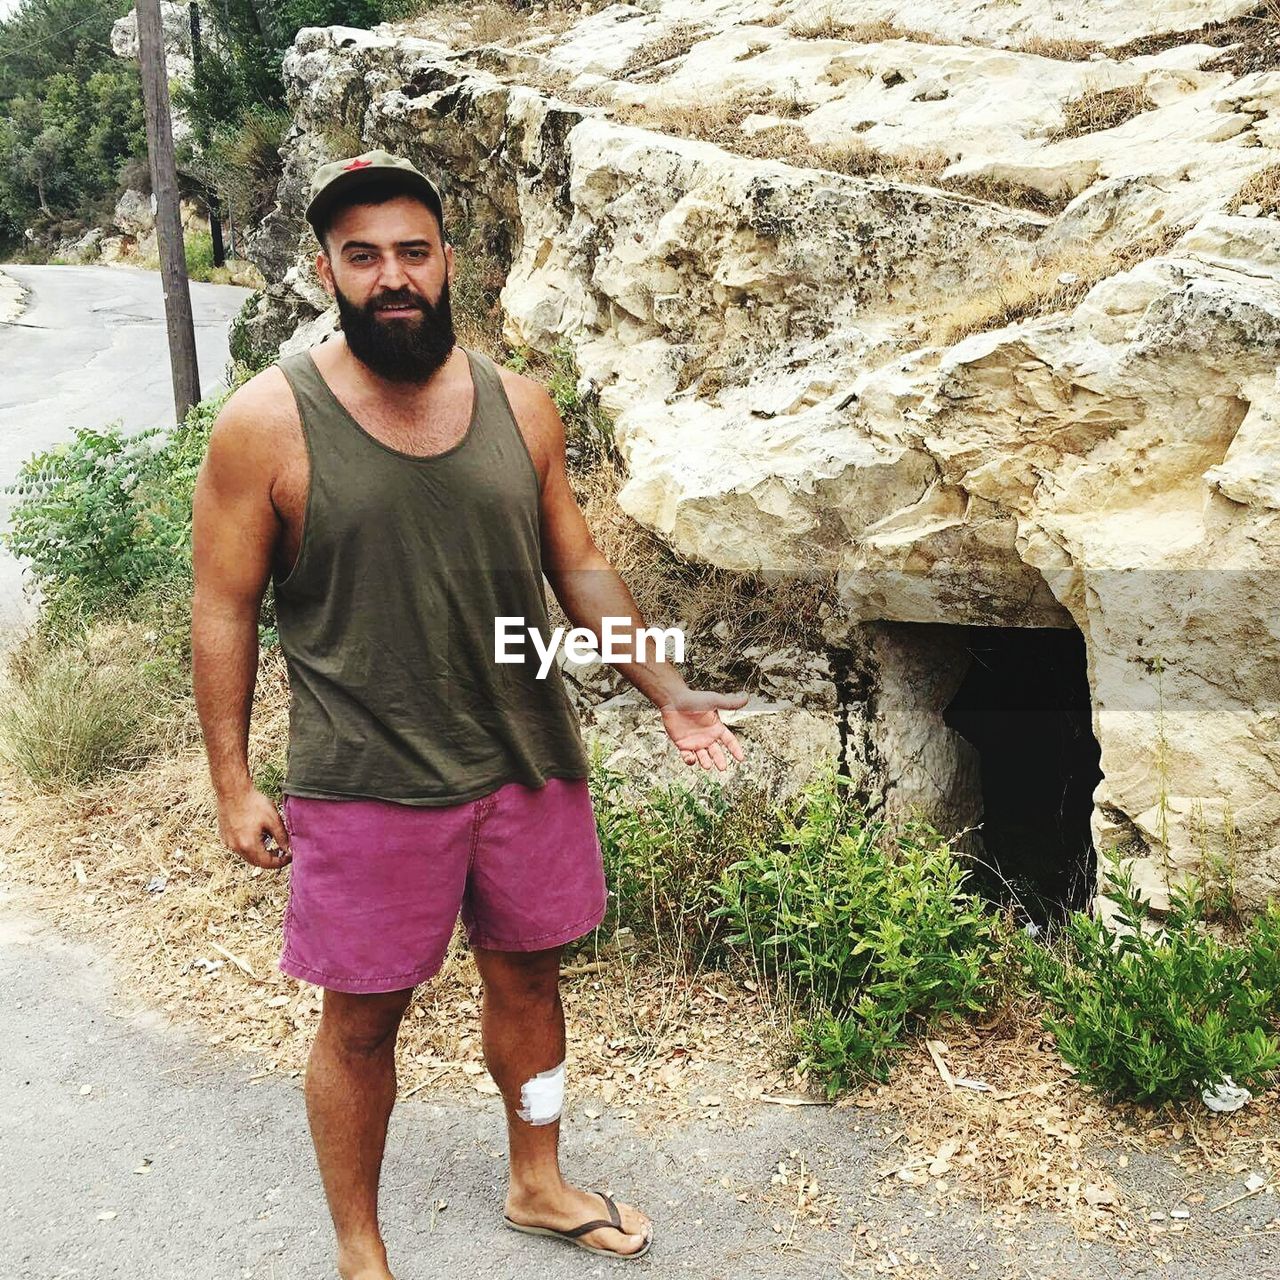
{"left": 334, "top": 277, "right": 457, "bottom": 384}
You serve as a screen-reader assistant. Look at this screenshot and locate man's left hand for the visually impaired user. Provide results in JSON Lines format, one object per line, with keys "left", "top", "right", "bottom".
{"left": 658, "top": 689, "right": 749, "bottom": 771}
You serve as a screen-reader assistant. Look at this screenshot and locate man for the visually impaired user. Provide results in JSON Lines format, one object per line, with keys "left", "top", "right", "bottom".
{"left": 191, "top": 150, "right": 748, "bottom": 1279}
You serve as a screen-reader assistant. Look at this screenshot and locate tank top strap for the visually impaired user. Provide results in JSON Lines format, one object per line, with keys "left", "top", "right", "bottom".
{"left": 275, "top": 347, "right": 345, "bottom": 453}
{"left": 463, "top": 346, "right": 512, "bottom": 426}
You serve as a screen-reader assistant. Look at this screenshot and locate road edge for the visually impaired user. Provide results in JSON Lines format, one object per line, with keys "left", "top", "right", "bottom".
{"left": 0, "top": 267, "right": 27, "bottom": 324}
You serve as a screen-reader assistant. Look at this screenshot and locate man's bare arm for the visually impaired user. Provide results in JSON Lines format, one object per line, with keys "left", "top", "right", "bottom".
{"left": 517, "top": 381, "right": 747, "bottom": 771}
{"left": 191, "top": 382, "right": 292, "bottom": 866}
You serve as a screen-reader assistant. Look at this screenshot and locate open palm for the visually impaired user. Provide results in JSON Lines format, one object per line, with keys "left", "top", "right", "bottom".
{"left": 658, "top": 688, "right": 749, "bottom": 771}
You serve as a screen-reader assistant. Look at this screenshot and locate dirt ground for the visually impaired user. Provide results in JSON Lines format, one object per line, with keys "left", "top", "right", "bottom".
{"left": 6, "top": 743, "right": 1280, "bottom": 1280}
{"left": 5, "top": 873, "right": 1280, "bottom": 1280}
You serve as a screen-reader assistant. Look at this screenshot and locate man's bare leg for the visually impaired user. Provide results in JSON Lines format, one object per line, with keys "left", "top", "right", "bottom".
{"left": 472, "top": 944, "right": 651, "bottom": 1255}
{"left": 305, "top": 986, "right": 414, "bottom": 1280}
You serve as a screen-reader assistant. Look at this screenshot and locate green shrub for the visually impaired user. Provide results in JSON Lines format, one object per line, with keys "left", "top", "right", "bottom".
{"left": 587, "top": 748, "right": 780, "bottom": 955}
{"left": 1022, "top": 856, "right": 1280, "bottom": 1104}
{"left": 711, "top": 767, "right": 1008, "bottom": 1093}
{"left": 185, "top": 229, "right": 215, "bottom": 281}
{"left": 228, "top": 290, "right": 277, "bottom": 373}
{"left": 3, "top": 375, "right": 252, "bottom": 644}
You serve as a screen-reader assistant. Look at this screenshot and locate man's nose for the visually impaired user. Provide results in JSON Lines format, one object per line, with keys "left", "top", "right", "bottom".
{"left": 376, "top": 253, "right": 409, "bottom": 291}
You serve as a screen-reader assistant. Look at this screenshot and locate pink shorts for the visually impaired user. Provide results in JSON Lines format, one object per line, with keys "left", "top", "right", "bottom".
{"left": 277, "top": 777, "right": 607, "bottom": 993}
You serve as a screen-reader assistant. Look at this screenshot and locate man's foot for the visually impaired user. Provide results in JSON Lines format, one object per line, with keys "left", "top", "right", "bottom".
{"left": 505, "top": 1180, "right": 651, "bottom": 1256}
{"left": 336, "top": 1239, "right": 395, "bottom": 1280}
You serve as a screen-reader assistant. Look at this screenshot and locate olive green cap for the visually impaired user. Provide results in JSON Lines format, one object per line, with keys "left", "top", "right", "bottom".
{"left": 304, "top": 149, "right": 445, "bottom": 242}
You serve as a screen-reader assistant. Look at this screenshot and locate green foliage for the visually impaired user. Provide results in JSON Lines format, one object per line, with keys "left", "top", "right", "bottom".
{"left": 1022, "top": 856, "right": 1280, "bottom": 1104}
{"left": 711, "top": 768, "right": 1008, "bottom": 1093}
{"left": 587, "top": 748, "right": 781, "bottom": 952}
{"left": 0, "top": 1, "right": 144, "bottom": 254}
{"left": 228, "top": 289, "right": 277, "bottom": 373}
{"left": 505, "top": 342, "right": 618, "bottom": 469}
{"left": 185, "top": 228, "right": 215, "bottom": 279}
{"left": 2, "top": 371, "right": 255, "bottom": 643}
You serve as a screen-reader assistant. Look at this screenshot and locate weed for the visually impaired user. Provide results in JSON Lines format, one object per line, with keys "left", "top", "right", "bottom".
{"left": 711, "top": 767, "right": 1009, "bottom": 1094}
{"left": 1022, "top": 854, "right": 1280, "bottom": 1103}
{"left": 1046, "top": 84, "right": 1157, "bottom": 143}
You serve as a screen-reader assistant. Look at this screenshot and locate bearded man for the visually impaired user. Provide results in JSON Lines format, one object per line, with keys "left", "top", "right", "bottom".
{"left": 191, "top": 150, "right": 747, "bottom": 1278}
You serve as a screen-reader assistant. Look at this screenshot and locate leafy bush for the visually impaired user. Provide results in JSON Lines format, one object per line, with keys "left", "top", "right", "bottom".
{"left": 587, "top": 749, "right": 780, "bottom": 954}
{"left": 0, "top": 2, "right": 145, "bottom": 255}
{"left": 1022, "top": 857, "right": 1280, "bottom": 1104}
{"left": 711, "top": 768, "right": 1008, "bottom": 1093}
{"left": 505, "top": 342, "right": 618, "bottom": 469}
{"left": 185, "top": 230, "right": 215, "bottom": 280}
{"left": 2, "top": 372, "right": 256, "bottom": 643}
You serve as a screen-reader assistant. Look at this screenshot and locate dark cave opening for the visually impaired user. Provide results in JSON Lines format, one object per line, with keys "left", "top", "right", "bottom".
{"left": 942, "top": 626, "right": 1102, "bottom": 927}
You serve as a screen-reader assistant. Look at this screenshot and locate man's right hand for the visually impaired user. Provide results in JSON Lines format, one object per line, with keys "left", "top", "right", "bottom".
{"left": 217, "top": 788, "right": 292, "bottom": 868}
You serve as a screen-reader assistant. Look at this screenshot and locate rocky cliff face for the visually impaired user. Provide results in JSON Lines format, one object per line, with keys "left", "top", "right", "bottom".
{"left": 240, "top": 1, "right": 1280, "bottom": 922}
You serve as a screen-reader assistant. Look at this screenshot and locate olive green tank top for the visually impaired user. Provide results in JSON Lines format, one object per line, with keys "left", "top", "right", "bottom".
{"left": 272, "top": 343, "right": 589, "bottom": 805}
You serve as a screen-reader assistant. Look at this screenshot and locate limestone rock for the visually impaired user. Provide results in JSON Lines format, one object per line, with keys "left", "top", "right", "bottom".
{"left": 240, "top": 1, "right": 1280, "bottom": 915}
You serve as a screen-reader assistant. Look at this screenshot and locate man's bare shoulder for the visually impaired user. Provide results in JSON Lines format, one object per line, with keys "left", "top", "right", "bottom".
{"left": 212, "top": 363, "right": 300, "bottom": 441}
{"left": 495, "top": 361, "right": 557, "bottom": 420}
{"left": 493, "top": 360, "right": 564, "bottom": 466}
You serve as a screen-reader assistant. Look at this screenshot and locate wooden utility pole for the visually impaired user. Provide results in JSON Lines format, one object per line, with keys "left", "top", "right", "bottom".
{"left": 137, "top": 0, "right": 201, "bottom": 420}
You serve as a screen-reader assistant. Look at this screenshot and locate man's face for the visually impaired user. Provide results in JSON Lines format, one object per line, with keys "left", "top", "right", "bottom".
{"left": 319, "top": 194, "right": 456, "bottom": 384}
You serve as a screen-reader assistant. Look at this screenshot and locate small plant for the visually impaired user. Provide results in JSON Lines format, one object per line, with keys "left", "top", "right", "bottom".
{"left": 506, "top": 342, "right": 618, "bottom": 469}
{"left": 587, "top": 749, "right": 779, "bottom": 957}
{"left": 0, "top": 636, "right": 160, "bottom": 788}
{"left": 711, "top": 767, "right": 1008, "bottom": 1093}
{"left": 1022, "top": 855, "right": 1280, "bottom": 1104}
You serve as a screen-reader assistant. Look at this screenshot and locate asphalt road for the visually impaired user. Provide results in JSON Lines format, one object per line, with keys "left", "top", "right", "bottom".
{"left": 0, "top": 264, "right": 252, "bottom": 624}
{"left": 3, "top": 876, "right": 1279, "bottom": 1280}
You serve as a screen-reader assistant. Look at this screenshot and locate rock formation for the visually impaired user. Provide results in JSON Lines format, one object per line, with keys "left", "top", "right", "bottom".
{"left": 237, "top": 1, "right": 1280, "bottom": 922}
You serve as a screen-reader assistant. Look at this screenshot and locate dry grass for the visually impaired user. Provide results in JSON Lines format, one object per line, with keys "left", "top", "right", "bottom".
{"left": 920, "top": 222, "right": 1190, "bottom": 348}
{"left": 559, "top": 457, "right": 839, "bottom": 686}
{"left": 938, "top": 169, "right": 1074, "bottom": 215}
{"left": 787, "top": 9, "right": 945, "bottom": 46}
{"left": 394, "top": 0, "right": 580, "bottom": 49}
{"left": 7, "top": 756, "right": 1276, "bottom": 1239}
{"left": 733, "top": 124, "right": 953, "bottom": 185}
{"left": 608, "top": 86, "right": 805, "bottom": 147}
{"left": 1045, "top": 83, "right": 1158, "bottom": 143}
{"left": 1111, "top": 3, "right": 1280, "bottom": 75}
{"left": 618, "top": 21, "right": 707, "bottom": 81}
{"left": 1228, "top": 162, "right": 1280, "bottom": 216}
{"left": 1009, "top": 34, "right": 1105, "bottom": 61}
{"left": 446, "top": 220, "right": 511, "bottom": 362}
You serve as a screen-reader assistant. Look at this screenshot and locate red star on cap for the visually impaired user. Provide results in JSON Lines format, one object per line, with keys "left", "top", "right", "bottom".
{"left": 343, "top": 157, "right": 372, "bottom": 170}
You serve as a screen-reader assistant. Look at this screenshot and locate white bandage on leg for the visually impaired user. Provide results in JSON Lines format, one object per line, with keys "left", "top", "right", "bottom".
{"left": 516, "top": 1059, "right": 566, "bottom": 1126}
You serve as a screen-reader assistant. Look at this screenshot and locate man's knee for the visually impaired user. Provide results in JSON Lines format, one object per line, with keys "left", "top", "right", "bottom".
{"left": 473, "top": 945, "right": 562, "bottom": 1007}
{"left": 318, "top": 986, "right": 414, "bottom": 1056}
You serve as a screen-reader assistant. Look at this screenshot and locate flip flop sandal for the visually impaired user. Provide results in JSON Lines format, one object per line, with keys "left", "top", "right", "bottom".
{"left": 504, "top": 1189, "right": 652, "bottom": 1258}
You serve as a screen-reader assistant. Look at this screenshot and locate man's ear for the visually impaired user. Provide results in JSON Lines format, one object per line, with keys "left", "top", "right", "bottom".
{"left": 315, "top": 249, "right": 335, "bottom": 295}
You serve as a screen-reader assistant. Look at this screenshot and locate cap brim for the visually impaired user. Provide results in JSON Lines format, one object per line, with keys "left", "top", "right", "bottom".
{"left": 305, "top": 169, "right": 444, "bottom": 240}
